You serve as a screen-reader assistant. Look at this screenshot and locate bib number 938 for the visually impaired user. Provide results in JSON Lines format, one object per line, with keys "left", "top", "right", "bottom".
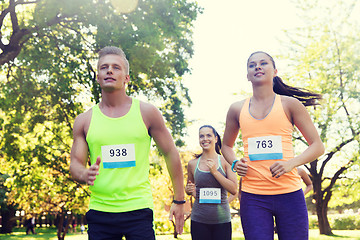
{"left": 101, "top": 144, "right": 135, "bottom": 169}
{"left": 109, "top": 148, "right": 128, "bottom": 157}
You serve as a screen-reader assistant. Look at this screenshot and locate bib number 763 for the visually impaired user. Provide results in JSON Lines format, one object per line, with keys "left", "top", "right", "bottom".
{"left": 256, "top": 140, "right": 273, "bottom": 149}
{"left": 248, "top": 136, "right": 283, "bottom": 161}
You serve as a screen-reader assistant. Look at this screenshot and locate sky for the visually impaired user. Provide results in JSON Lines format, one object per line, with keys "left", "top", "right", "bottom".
{"left": 182, "top": 0, "right": 302, "bottom": 150}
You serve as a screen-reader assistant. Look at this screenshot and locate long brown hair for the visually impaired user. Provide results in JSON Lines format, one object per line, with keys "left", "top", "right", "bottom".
{"left": 194, "top": 125, "right": 222, "bottom": 159}
{"left": 248, "top": 51, "right": 322, "bottom": 106}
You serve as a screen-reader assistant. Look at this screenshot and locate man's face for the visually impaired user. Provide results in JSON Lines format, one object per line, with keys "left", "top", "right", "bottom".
{"left": 97, "top": 54, "right": 130, "bottom": 92}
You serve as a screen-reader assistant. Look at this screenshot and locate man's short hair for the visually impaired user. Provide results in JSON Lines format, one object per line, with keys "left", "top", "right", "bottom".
{"left": 97, "top": 46, "right": 129, "bottom": 74}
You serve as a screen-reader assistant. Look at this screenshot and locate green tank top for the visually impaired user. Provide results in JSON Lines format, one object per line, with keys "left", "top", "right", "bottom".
{"left": 86, "top": 98, "right": 153, "bottom": 212}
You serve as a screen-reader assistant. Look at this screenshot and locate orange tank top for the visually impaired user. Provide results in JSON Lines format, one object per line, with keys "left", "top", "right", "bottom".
{"left": 240, "top": 94, "right": 301, "bottom": 195}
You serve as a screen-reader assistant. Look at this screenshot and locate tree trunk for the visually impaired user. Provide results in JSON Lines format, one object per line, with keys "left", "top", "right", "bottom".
{"left": 57, "top": 211, "right": 73, "bottom": 240}
{"left": 315, "top": 197, "right": 332, "bottom": 235}
{"left": 0, "top": 204, "right": 16, "bottom": 234}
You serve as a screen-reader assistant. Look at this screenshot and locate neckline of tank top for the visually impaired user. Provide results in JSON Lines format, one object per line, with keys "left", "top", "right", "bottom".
{"left": 248, "top": 94, "right": 276, "bottom": 121}
{"left": 97, "top": 98, "right": 134, "bottom": 119}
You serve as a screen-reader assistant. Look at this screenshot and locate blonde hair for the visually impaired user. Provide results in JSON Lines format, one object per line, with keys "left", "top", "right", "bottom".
{"left": 97, "top": 46, "right": 129, "bottom": 74}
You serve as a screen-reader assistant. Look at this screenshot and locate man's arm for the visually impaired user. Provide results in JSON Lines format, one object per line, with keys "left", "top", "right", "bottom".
{"left": 70, "top": 111, "right": 101, "bottom": 185}
{"left": 140, "top": 102, "right": 185, "bottom": 234}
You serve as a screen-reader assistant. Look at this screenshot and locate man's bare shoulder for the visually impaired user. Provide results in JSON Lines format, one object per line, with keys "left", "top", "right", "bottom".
{"left": 75, "top": 108, "right": 93, "bottom": 123}
{"left": 73, "top": 108, "right": 93, "bottom": 135}
{"left": 139, "top": 100, "right": 163, "bottom": 129}
{"left": 139, "top": 100, "right": 158, "bottom": 113}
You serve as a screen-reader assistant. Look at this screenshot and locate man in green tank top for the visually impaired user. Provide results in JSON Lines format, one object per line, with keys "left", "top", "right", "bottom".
{"left": 70, "top": 46, "right": 185, "bottom": 239}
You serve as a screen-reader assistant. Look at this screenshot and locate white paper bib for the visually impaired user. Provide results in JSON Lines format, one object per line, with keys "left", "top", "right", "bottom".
{"left": 101, "top": 144, "right": 136, "bottom": 168}
{"left": 199, "top": 188, "right": 221, "bottom": 204}
{"left": 248, "top": 135, "right": 283, "bottom": 161}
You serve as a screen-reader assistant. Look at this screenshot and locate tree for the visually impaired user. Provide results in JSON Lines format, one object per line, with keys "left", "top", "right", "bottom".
{"left": 0, "top": 0, "right": 201, "bottom": 236}
{"left": 1, "top": 0, "right": 201, "bottom": 141}
{"left": 0, "top": 172, "right": 16, "bottom": 234}
{"left": 281, "top": 0, "right": 360, "bottom": 235}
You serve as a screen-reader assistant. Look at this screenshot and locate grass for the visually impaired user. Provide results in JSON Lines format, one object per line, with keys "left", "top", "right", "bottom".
{"left": 157, "top": 230, "right": 360, "bottom": 240}
{"left": 0, "top": 227, "right": 86, "bottom": 240}
{"left": 1, "top": 228, "right": 360, "bottom": 240}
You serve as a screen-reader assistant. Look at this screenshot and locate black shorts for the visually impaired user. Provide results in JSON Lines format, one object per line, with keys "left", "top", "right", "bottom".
{"left": 191, "top": 220, "right": 232, "bottom": 240}
{"left": 86, "top": 208, "right": 155, "bottom": 240}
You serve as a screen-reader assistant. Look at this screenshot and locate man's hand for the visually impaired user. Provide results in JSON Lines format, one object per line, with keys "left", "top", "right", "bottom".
{"left": 169, "top": 203, "right": 184, "bottom": 235}
{"left": 85, "top": 156, "right": 101, "bottom": 185}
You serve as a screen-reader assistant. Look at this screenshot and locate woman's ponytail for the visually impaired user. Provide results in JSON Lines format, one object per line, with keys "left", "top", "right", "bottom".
{"left": 273, "top": 76, "right": 322, "bottom": 106}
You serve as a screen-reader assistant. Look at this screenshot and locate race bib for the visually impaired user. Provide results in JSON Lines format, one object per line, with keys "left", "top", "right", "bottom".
{"left": 199, "top": 188, "right": 221, "bottom": 204}
{"left": 101, "top": 144, "right": 136, "bottom": 169}
{"left": 248, "top": 136, "right": 283, "bottom": 161}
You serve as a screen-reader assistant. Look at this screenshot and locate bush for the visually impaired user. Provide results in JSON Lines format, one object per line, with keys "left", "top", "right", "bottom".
{"left": 331, "top": 214, "right": 360, "bottom": 230}
{"left": 308, "top": 215, "right": 318, "bottom": 229}
{"left": 154, "top": 218, "right": 191, "bottom": 235}
{"left": 232, "top": 216, "right": 242, "bottom": 232}
{"left": 154, "top": 219, "right": 173, "bottom": 235}
{"left": 309, "top": 214, "right": 360, "bottom": 230}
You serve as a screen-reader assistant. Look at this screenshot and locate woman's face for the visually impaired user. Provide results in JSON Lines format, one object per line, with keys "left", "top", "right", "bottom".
{"left": 199, "top": 127, "right": 217, "bottom": 150}
{"left": 247, "top": 52, "right": 277, "bottom": 84}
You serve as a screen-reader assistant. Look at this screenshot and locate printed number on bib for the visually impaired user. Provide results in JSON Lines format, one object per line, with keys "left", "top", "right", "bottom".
{"left": 248, "top": 136, "right": 283, "bottom": 161}
{"left": 199, "top": 188, "right": 221, "bottom": 204}
{"left": 101, "top": 144, "right": 136, "bottom": 169}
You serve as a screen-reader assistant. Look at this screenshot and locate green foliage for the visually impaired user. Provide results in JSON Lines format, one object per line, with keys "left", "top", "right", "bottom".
{"left": 329, "top": 177, "right": 360, "bottom": 209}
{"left": 154, "top": 217, "right": 191, "bottom": 235}
{"left": 0, "top": 0, "right": 201, "bottom": 220}
{"left": 332, "top": 215, "right": 360, "bottom": 230}
{"left": 309, "top": 214, "right": 360, "bottom": 230}
{"left": 277, "top": 0, "right": 360, "bottom": 234}
{"left": 309, "top": 215, "right": 319, "bottom": 229}
{"left": 279, "top": 0, "right": 360, "bottom": 234}
{"left": 0, "top": 173, "right": 10, "bottom": 206}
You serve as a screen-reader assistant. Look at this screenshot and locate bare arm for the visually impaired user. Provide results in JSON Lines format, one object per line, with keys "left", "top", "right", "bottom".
{"left": 237, "top": 177, "right": 242, "bottom": 203}
{"left": 185, "top": 160, "right": 196, "bottom": 197}
{"left": 297, "top": 168, "right": 313, "bottom": 195}
{"left": 207, "top": 157, "right": 238, "bottom": 195}
{"left": 227, "top": 193, "right": 238, "bottom": 203}
{"left": 270, "top": 97, "right": 325, "bottom": 177}
{"left": 70, "top": 111, "right": 101, "bottom": 185}
{"left": 223, "top": 159, "right": 238, "bottom": 195}
{"left": 222, "top": 101, "right": 248, "bottom": 176}
{"left": 141, "top": 102, "right": 184, "bottom": 234}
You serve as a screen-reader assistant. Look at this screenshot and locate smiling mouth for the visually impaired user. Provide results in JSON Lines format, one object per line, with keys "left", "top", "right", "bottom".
{"left": 255, "top": 72, "right": 264, "bottom": 76}
{"left": 105, "top": 77, "right": 115, "bottom": 81}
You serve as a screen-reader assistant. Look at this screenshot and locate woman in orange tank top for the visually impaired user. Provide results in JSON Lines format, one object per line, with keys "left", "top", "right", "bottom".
{"left": 222, "top": 51, "right": 324, "bottom": 239}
